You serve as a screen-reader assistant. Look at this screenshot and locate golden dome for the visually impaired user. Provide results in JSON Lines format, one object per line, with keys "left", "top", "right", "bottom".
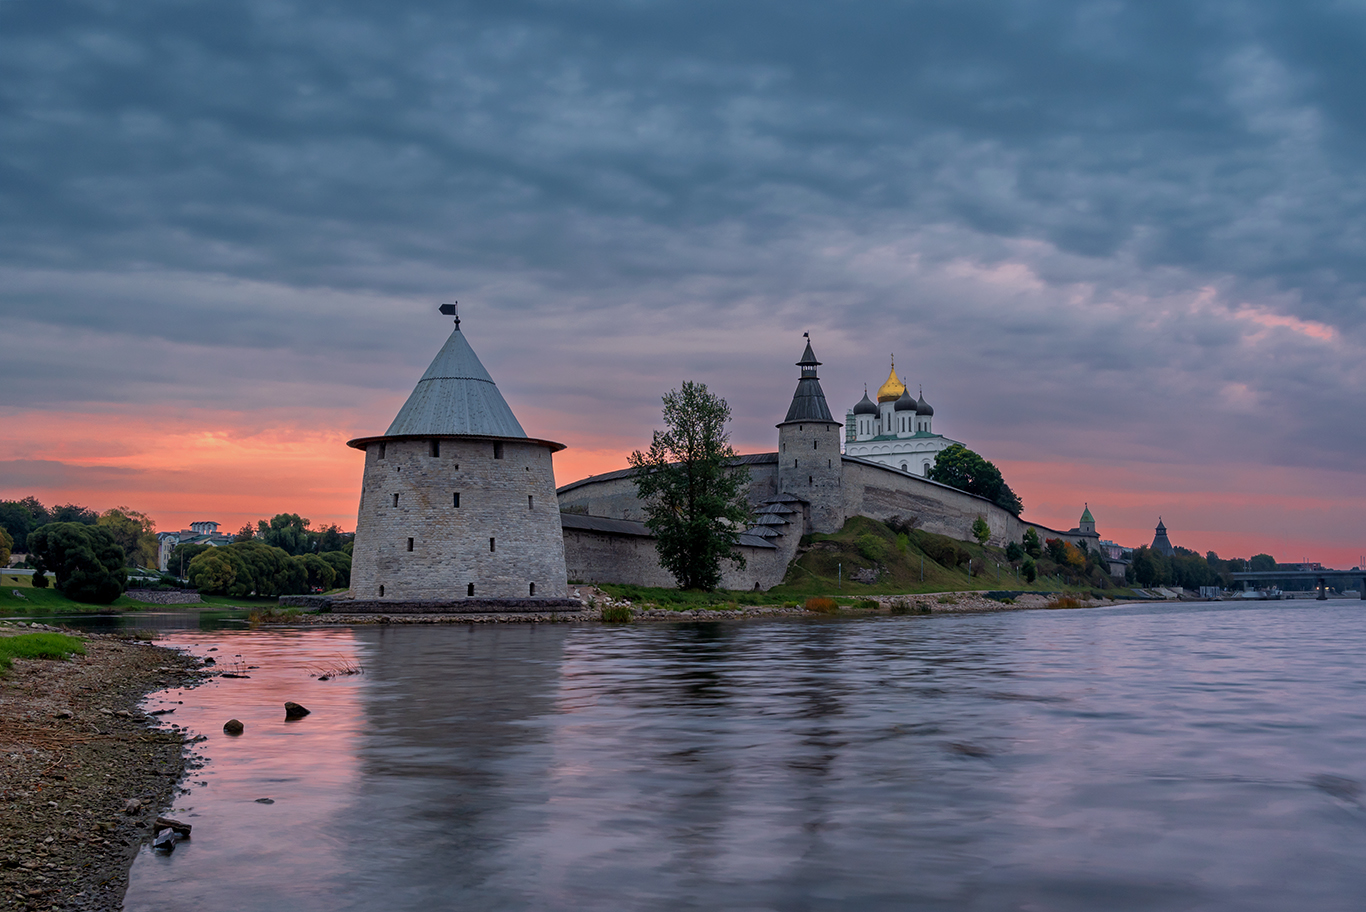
{"left": 875, "top": 362, "right": 905, "bottom": 403}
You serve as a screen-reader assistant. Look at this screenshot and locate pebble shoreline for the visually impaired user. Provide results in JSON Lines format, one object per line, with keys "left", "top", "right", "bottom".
{"left": 0, "top": 625, "right": 206, "bottom": 912}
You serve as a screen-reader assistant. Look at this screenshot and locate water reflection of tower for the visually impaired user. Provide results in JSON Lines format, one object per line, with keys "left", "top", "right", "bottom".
{"left": 331, "top": 625, "right": 570, "bottom": 903}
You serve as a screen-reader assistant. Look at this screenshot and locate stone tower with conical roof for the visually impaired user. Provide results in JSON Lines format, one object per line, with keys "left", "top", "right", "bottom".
{"left": 345, "top": 309, "right": 570, "bottom": 604}
{"left": 777, "top": 335, "right": 844, "bottom": 534}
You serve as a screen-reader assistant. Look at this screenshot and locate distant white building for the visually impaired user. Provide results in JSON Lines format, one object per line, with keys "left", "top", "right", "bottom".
{"left": 843, "top": 360, "right": 960, "bottom": 476}
{"left": 157, "top": 521, "right": 233, "bottom": 573}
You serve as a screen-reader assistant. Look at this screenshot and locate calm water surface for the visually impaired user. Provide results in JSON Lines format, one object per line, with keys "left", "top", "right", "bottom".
{"left": 126, "top": 601, "right": 1366, "bottom": 911}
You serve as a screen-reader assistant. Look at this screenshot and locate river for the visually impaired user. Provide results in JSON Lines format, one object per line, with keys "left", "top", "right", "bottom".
{"left": 123, "top": 600, "right": 1366, "bottom": 911}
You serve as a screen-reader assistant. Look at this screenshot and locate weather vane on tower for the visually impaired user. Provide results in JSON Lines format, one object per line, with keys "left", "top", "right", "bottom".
{"left": 439, "top": 301, "right": 460, "bottom": 329}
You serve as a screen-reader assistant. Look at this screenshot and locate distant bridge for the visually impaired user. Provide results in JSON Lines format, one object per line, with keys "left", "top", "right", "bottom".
{"left": 1229, "top": 570, "right": 1366, "bottom": 600}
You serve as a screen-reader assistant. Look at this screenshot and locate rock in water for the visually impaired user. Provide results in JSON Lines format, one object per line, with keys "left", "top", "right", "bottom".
{"left": 284, "top": 702, "right": 311, "bottom": 719}
{"left": 155, "top": 816, "right": 192, "bottom": 835}
{"left": 223, "top": 719, "right": 244, "bottom": 735}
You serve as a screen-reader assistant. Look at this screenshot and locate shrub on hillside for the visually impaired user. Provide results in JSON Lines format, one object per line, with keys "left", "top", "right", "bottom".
{"left": 910, "top": 530, "right": 968, "bottom": 568}
{"left": 856, "top": 534, "right": 890, "bottom": 564}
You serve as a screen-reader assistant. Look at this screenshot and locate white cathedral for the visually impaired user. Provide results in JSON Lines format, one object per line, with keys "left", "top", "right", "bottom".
{"left": 844, "top": 360, "right": 960, "bottom": 476}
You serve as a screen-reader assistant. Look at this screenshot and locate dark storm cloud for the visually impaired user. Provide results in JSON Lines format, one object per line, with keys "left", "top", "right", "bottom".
{"left": 2, "top": 0, "right": 1365, "bottom": 473}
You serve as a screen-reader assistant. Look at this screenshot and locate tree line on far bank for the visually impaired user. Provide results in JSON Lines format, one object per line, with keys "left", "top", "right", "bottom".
{"left": 1, "top": 497, "right": 353, "bottom": 604}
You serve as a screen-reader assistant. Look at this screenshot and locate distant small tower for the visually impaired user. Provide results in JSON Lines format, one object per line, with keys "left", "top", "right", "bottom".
{"left": 346, "top": 306, "right": 569, "bottom": 603}
{"left": 777, "top": 335, "right": 844, "bottom": 534}
{"left": 1151, "top": 518, "right": 1174, "bottom": 556}
{"left": 1078, "top": 504, "right": 1096, "bottom": 536}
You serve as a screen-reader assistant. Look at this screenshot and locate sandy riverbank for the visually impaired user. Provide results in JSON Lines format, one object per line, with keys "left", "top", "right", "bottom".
{"left": 0, "top": 626, "right": 203, "bottom": 912}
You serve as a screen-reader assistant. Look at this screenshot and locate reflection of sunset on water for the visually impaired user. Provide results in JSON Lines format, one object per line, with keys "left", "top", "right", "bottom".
{"left": 126, "top": 607, "right": 1366, "bottom": 910}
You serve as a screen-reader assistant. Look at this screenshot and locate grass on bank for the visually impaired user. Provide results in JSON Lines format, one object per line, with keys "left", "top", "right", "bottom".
{"left": 770, "top": 515, "right": 1115, "bottom": 599}
{"left": 1, "top": 573, "right": 282, "bottom": 615}
{"left": 0, "top": 632, "right": 85, "bottom": 672}
{"left": 597, "top": 516, "right": 1132, "bottom": 610}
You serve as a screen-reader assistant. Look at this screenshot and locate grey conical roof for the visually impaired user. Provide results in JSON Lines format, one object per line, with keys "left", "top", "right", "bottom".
{"left": 383, "top": 327, "right": 527, "bottom": 438}
{"left": 781, "top": 337, "right": 837, "bottom": 424}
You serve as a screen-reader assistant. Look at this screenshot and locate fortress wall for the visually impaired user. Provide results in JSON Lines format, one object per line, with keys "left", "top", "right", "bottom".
{"left": 558, "top": 474, "right": 648, "bottom": 521}
{"left": 558, "top": 461, "right": 780, "bottom": 521}
{"left": 554, "top": 453, "right": 1096, "bottom": 593}
{"left": 841, "top": 458, "right": 1095, "bottom": 550}
{"left": 350, "top": 437, "right": 568, "bottom": 600}
{"left": 562, "top": 528, "right": 793, "bottom": 591}
{"left": 563, "top": 529, "right": 675, "bottom": 588}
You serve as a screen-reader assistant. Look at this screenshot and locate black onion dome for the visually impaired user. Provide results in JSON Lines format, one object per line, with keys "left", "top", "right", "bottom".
{"left": 915, "top": 392, "right": 934, "bottom": 416}
{"left": 894, "top": 388, "right": 917, "bottom": 411}
{"left": 853, "top": 391, "right": 877, "bottom": 415}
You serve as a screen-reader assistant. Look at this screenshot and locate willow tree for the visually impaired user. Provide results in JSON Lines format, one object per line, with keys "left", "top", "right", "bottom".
{"left": 629, "top": 381, "right": 751, "bottom": 590}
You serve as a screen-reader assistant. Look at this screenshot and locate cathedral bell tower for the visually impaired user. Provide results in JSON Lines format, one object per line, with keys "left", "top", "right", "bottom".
{"left": 777, "top": 335, "right": 845, "bottom": 534}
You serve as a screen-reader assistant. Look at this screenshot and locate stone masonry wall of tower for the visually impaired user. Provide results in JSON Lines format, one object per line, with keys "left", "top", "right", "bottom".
{"left": 350, "top": 438, "right": 568, "bottom": 600}
{"left": 777, "top": 421, "right": 845, "bottom": 534}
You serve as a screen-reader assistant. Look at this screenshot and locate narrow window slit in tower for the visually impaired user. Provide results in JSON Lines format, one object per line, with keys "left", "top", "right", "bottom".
{"left": 453, "top": 492, "right": 460, "bottom": 508}
{"left": 813, "top": 440, "right": 818, "bottom": 450}
{"left": 528, "top": 495, "right": 534, "bottom": 510}
{"left": 430, "top": 440, "right": 440, "bottom": 457}
{"left": 490, "top": 537, "right": 496, "bottom": 552}
{"left": 529, "top": 583, "right": 536, "bottom": 596}
{"left": 393, "top": 493, "right": 399, "bottom": 508}
{"left": 378, "top": 585, "right": 384, "bottom": 597}
{"left": 406, "top": 538, "right": 414, "bottom": 552}
{"left": 494, "top": 442, "right": 504, "bottom": 459}
{"left": 809, "top": 476, "right": 813, "bottom": 485}
{"left": 467, "top": 583, "right": 474, "bottom": 597}
{"left": 377, "top": 443, "right": 386, "bottom": 460}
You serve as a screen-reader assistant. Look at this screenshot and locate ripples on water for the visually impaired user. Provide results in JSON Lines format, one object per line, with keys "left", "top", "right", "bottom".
{"left": 127, "top": 601, "right": 1366, "bottom": 911}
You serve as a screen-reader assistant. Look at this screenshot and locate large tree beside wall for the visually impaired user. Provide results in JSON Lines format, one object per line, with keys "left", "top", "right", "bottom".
{"left": 629, "top": 381, "right": 752, "bottom": 591}
{"left": 928, "top": 444, "right": 1023, "bottom": 515}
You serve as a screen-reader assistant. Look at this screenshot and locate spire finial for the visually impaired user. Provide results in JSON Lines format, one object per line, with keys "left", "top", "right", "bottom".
{"left": 439, "top": 301, "right": 460, "bottom": 329}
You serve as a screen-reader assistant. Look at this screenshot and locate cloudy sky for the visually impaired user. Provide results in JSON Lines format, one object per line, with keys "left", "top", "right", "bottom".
{"left": 2, "top": 0, "right": 1363, "bottom": 565}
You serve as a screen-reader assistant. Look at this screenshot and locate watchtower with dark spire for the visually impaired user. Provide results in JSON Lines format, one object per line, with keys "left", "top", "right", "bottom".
{"left": 777, "top": 335, "right": 845, "bottom": 534}
{"left": 1151, "top": 518, "right": 1174, "bottom": 556}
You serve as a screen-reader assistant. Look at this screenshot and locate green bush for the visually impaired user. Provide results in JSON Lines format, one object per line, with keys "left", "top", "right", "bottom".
{"left": 855, "top": 534, "right": 890, "bottom": 564}
{"left": 600, "top": 604, "right": 633, "bottom": 623}
{"left": 910, "top": 530, "right": 967, "bottom": 568}
{"left": 0, "top": 633, "right": 85, "bottom": 672}
{"left": 854, "top": 599, "right": 880, "bottom": 611}
{"left": 1022, "top": 558, "right": 1038, "bottom": 583}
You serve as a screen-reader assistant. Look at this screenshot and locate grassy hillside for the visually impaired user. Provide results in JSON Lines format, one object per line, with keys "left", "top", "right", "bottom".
{"left": 770, "top": 515, "right": 1100, "bottom": 597}
{"left": 1, "top": 572, "right": 153, "bottom": 612}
